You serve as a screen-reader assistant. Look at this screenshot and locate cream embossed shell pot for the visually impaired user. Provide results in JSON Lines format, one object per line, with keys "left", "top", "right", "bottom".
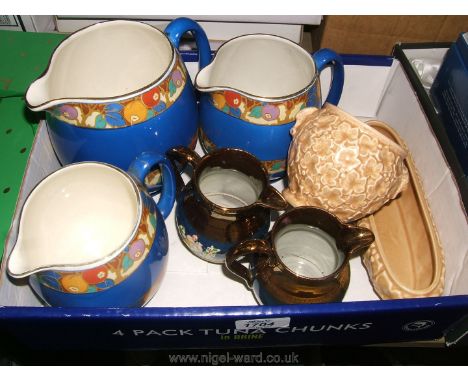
{"left": 283, "top": 104, "right": 409, "bottom": 222}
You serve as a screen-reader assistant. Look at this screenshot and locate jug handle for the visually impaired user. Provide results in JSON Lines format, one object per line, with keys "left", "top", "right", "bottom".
{"left": 340, "top": 224, "right": 375, "bottom": 258}
{"left": 165, "top": 18, "right": 212, "bottom": 70}
{"left": 166, "top": 146, "right": 202, "bottom": 193}
{"left": 312, "top": 48, "right": 345, "bottom": 106}
{"left": 225, "top": 239, "right": 276, "bottom": 288}
{"left": 128, "top": 152, "right": 176, "bottom": 220}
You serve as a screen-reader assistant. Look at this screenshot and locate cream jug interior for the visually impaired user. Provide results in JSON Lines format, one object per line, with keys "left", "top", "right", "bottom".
{"left": 7, "top": 163, "right": 140, "bottom": 277}
{"left": 195, "top": 34, "right": 316, "bottom": 98}
{"left": 26, "top": 20, "right": 174, "bottom": 110}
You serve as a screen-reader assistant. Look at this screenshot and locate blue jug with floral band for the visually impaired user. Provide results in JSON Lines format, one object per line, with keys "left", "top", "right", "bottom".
{"left": 25, "top": 18, "right": 211, "bottom": 191}
{"left": 194, "top": 34, "right": 344, "bottom": 181}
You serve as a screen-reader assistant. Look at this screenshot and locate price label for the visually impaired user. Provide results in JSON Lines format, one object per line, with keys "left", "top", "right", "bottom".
{"left": 235, "top": 317, "right": 290, "bottom": 330}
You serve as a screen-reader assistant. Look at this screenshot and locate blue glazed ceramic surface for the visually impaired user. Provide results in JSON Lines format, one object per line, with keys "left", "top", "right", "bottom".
{"left": 10, "top": 152, "right": 176, "bottom": 308}
{"left": 46, "top": 82, "right": 198, "bottom": 174}
{"left": 175, "top": 192, "right": 270, "bottom": 264}
{"left": 30, "top": 193, "right": 169, "bottom": 308}
{"left": 198, "top": 94, "right": 296, "bottom": 181}
{"left": 27, "top": 18, "right": 211, "bottom": 191}
{"left": 196, "top": 43, "right": 344, "bottom": 181}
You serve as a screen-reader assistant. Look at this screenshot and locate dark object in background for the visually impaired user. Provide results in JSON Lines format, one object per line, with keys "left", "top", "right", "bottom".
{"left": 430, "top": 32, "right": 468, "bottom": 184}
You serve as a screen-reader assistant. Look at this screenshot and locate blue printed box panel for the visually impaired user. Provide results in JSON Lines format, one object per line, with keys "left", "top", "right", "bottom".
{"left": 430, "top": 33, "right": 468, "bottom": 176}
{"left": 1, "top": 296, "right": 467, "bottom": 350}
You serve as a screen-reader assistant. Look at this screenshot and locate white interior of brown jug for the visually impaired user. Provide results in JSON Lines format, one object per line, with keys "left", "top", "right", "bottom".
{"left": 274, "top": 224, "right": 345, "bottom": 279}
{"left": 198, "top": 167, "right": 263, "bottom": 208}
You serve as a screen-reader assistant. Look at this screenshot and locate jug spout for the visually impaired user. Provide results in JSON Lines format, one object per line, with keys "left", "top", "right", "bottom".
{"left": 26, "top": 75, "right": 53, "bottom": 112}
{"left": 194, "top": 59, "right": 243, "bottom": 93}
{"left": 194, "top": 62, "right": 214, "bottom": 90}
{"left": 25, "top": 20, "right": 181, "bottom": 113}
{"left": 7, "top": 241, "right": 35, "bottom": 278}
{"left": 341, "top": 226, "right": 375, "bottom": 257}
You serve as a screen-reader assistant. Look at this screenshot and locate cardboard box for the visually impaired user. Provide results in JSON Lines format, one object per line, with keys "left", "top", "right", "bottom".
{"left": 316, "top": 16, "right": 468, "bottom": 55}
{"left": 393, "top": 42, "right": 468, "bottom": 214}
{"left": 0, "top": 53, "right": 467, "bottom": 350}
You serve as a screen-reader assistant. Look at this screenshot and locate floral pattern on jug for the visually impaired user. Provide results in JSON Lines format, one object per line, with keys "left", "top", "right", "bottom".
{"left": 199, "top": 129, "right": 286, "bottom": 176}
{"left": 209, "top": 90, "right": 311, "bottom": 125}
{"left": 177, "top": 224, "right": 221, "bottom": 261}
{"left": 262, "top": 159, "right": 286, "bottom": 176}
{"left": 49, "top": 58, "right": 187, "bottom": 129}
{"left": 37, "top": 194, "right": 157, "bottom": 293}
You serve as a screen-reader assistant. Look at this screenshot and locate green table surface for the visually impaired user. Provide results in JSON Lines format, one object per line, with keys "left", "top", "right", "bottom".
{"left": 0, "top": 30, "right": 68, "bottom": 260}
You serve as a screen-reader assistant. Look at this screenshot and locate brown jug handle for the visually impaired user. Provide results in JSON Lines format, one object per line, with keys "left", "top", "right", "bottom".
{"left": 166, "top": 146, "right": 202, "bottom": 192}
{"left": 256, "top": 185, "right": 289, "bottom": 211}
{"left": 341, "top": 225, "right": 375, "bottom": 257}
{"left": 225, "top": 238, "right": 276, "bottom": 288}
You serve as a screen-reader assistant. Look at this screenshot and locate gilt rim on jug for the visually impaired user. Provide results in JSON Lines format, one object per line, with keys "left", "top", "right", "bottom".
{"left": 191, "top": 148, "right": 271, "bottom": 215}
{"left": 7, "top": 161, "right": 143, "bottom": 277}
{"left": 265, "top": 206, "right": 354, "bottom": 282}
{"left": 25, "top": 20, "right": 178, "bottom": 111}
{"left": 194, "top": 33, "right": 320, "bottom": 103}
